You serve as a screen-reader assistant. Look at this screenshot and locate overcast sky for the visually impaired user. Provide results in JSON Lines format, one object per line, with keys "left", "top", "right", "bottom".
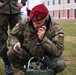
{"left": 19, "top": 0, "right": 40, "bottom": 14}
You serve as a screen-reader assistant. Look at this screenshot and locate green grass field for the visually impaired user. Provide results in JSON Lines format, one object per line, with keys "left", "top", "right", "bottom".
{"left": 0, "top": 20, "right": 76, "bottom": 75}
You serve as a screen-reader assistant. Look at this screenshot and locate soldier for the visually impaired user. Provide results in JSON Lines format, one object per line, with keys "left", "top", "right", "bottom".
{"left": 26, "top": 7, "right": 31, "bottom": 16}
{"left": 7, "top": 4, "right": 66, "bottom": 75}
{"left": 0, "top": 0, "right": 27, "bottom": 75}
{"left": 26, "top": 7, "right": 31, "bottom": 19}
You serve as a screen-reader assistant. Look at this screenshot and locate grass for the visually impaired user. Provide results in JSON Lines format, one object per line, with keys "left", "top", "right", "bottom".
{"left": 54, "top": 20, "right": 76, "bottom": 36}
{"left": 0, "top": 20, "right": 76, "bottom": 75}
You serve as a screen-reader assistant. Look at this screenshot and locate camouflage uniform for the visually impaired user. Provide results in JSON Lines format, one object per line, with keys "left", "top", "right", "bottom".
{"left": 0, "top": 0, "right": 26, "bottom": 58}
{"left": 7, "top": 17, "right": 66, "bottom": 73}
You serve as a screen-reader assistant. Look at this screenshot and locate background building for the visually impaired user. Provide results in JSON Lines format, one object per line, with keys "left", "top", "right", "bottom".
{"left": 41, "top": 0, "right": 76, "bottom": 20}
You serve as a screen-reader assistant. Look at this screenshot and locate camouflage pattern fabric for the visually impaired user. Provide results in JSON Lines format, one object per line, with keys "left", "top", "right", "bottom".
{"left": 0, "top": 13, "right": 21, "bottom": 58}
{"left": 0, "top": 26, "right": 8, "bottom": 57}
{"left": 0, "top": 0, "right": 26, "bottom": 14}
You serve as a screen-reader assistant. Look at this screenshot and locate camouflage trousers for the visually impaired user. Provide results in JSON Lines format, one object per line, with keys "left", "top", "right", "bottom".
{"left": 0, "top": 13, "right": 21, "bottom": 58}
{"left": 0, "top": 25, "right": 8, "bottom": 58}
{"left": 7, "top": 48, "right": 66, "bottom": 74}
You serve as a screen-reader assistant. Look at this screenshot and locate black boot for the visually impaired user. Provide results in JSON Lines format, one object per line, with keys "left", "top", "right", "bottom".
{"left": 2, "top": 58, "right": 13, "bottom": 75}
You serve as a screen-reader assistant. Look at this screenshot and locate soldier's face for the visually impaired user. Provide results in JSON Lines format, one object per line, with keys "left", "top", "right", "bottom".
{"left": 32, "top": 18, "right": 46, "bottom": 30}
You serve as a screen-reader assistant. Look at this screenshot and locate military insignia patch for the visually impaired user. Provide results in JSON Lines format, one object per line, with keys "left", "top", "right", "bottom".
{"left": 38, "top": 17, "right": 41, "bottom": 20}
{"left": 59, "top": 34, "right": 64, "bottom": 38}
{"left": 33, "top": 17, "right": 37, "bottom": 21}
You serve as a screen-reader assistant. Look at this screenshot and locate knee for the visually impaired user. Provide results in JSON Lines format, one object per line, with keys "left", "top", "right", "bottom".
{"left": 53, "top": 60, "right": 66, "bottom": 75}
{"left": 56, "top": 60, "right": 66, "bottom": 72}
{"left": 7, "top": 49, "right": 12, "bottom": 58}
{"left": 12, "top": 63, "right": 24, "bottom": 70}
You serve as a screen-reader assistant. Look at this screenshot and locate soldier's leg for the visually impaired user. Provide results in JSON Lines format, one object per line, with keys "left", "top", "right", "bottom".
{"left": 50, "top": 56, "right": 66, "bottom": 75}
{"left": 0, "top": 14, "right": 13, "bottom": 75}
{"left": 8, "top": 13, "right": 21, "bottom": 46}
{"left": 9, "top": 13, "right": 21, "bottom": 30}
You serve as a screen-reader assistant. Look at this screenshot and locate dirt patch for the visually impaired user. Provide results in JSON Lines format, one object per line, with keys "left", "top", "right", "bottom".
{"left": 65, "top": 60, "right": 74, "bottom": 65}
{"left": 65, "top": 36, "right": 76, "bottom": 43}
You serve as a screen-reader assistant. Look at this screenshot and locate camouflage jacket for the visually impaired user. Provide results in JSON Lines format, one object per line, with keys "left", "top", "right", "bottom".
{"left": 0, "top": 0, "right": 26, "bottom": 14}
{"left": 9, "top": 18, "right": 64, "bottom": 58}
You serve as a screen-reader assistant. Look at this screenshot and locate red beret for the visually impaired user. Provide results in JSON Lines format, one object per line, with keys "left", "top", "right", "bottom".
{"left": 29, "top": 4, "right": 48, "bottom": 21}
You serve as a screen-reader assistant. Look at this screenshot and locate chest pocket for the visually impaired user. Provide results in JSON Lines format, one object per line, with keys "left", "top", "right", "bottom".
{"left": 0, "top": 26, "right": 8, "bottom": 41}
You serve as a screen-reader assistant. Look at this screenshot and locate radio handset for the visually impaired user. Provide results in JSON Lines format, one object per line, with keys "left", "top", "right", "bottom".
{"left": 44, "top": 19, "right": 49, "bottom": 29}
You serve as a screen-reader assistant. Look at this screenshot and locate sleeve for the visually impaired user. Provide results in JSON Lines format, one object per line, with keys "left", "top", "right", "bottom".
{"left": 41, "top": 23, "right": 64, "bottom": 57}
{"left": 21, "top": 0, "right": 27, "bottom": 6}
{"left": 9, "top": 24, "right": 20, "bottom": 48}
{"left": 9, "top": 19, "right": 26, "bottom": 48}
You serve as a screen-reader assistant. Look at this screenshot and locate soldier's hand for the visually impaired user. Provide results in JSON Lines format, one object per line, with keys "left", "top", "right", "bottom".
{"left": 0, "top": 2, "right": 3, "bottom": 6}
{"left": 13, "top": 42, "right": 23, "bottom": 54}
{"left": 16, "top": 2, "right": 23, "bottom": 8}
{"left": 37, "top": 26, "right": 46, "bottom": 40}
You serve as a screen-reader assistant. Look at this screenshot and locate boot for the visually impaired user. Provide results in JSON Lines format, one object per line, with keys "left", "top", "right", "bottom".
{"left": 2, "top": 58, "right": 13, "bottom": 75}
{"left": 4, "top": 64, "right": 13, "bottom": 75}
